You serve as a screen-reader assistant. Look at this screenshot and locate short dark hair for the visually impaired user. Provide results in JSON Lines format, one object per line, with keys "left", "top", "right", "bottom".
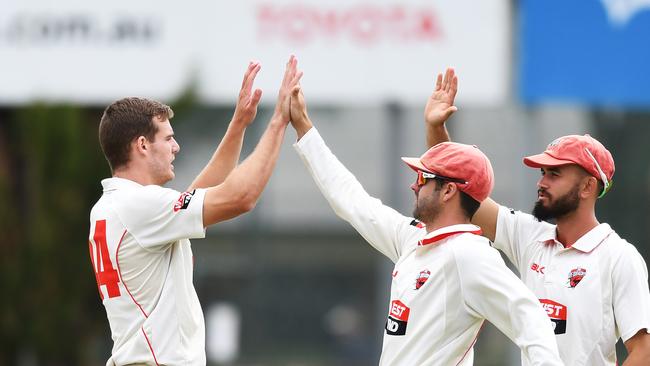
{"left": 577, "top": 165, "right": 606, "bottom": 197}
{"left": 99, "top": 97, "right": 174, "bottom": 172}
{"left": 459, "top": 191, "right": 481, "bottom": 219}
{"left": 433, "top": 179, "right": 481, "bottom": 219}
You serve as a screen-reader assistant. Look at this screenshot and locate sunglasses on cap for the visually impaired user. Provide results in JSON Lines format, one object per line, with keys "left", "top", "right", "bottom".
{"left": 584, "top": 148, "right": 612, "bottom": 198}
{"left": 416, "top": 170, "right": 468, "bottom": 187}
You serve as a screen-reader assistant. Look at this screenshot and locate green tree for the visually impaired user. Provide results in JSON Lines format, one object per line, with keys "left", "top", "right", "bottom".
{"left": 0, "top": 105, "right": 110, "bottom": 365}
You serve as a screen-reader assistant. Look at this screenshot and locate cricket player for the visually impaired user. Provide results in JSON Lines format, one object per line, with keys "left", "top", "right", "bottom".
{"left": 88, "top": 56, "right": 303, "bottom": 365}
{"left": 425, "top": 69, "right": 650, "bottom": 365}
{"left": 289, "top": 81, "right": 563, "bottom": 365}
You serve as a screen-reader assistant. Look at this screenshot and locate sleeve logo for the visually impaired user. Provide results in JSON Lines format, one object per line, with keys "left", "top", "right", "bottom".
{"left": 173, "top": 190, "right": 195, "bottom": 212}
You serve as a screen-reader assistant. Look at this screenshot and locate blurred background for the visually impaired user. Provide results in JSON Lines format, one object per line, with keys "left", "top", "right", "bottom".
{"left": 1, "top": 0, "right": 650, "bottom": 365}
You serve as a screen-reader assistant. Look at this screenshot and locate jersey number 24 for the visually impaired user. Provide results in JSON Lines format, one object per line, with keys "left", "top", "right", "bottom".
{"left": 89, "top": 219, "right": 121, "bottom": 299}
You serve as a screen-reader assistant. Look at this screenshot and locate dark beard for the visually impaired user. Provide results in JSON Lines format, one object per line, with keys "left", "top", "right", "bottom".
{"left": 413, "top": 195, "right": 441, "bottom": 223}
{"left": 413, "top": 205, "right": 423, "bottom": 221}
{"left": 413, "top": 202, "right": 427, "bottom": 222}
{"left": 532, "top": 186, "right": 580, "bottom": 222}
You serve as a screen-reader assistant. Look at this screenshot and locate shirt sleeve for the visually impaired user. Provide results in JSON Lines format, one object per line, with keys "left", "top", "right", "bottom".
{"left": 612, "top": 240, "right": 650, "bottom": 342}
{"left": 494, "top": 205, "right": 554, "bottom": 273}
{"left": 114, "top": 185, "right": 207, "bottom": 250}
{"left": 293, "top": 128, "right": 419, "bottom": 263}
{"left": 455, "top": 236, "right": 563, "bottom": 366}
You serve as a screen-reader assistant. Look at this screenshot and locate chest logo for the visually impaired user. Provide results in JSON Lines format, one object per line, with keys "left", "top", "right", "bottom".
{"left": 530, "top": 262, "right": 545, "bottom": 274}
{"left": 414, "top": 269, "right": 431, "bottom": 290}
{"left": 567, "top": 267, "right": 586, "bottom": 288}
{"left": 539, "top": 299, "right": 567, "bottom": 335}
{"left": 386, "top": 300, "right": 410, "bottom": 336}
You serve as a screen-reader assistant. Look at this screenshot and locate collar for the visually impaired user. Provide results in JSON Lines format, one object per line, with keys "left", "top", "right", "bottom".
{"left": 536, "top": 227, "right": 557, "bottom": 246}
{"left": 418, "top": 224, "right": 482, "bottom": 246}
{"left": 101, "top": 177, "right": 144, "bottom": 192}
{"left": 569, "top": 223, "right": 613, "bottom": 252}
{"left": 538, "top": 223, "right": 613, "bottom": 253}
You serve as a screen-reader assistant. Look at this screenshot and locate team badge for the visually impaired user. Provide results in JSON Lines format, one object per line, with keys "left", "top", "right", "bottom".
{"left": 414, "top": 269, "right": 430, "bottom": 290}
{"left": 567, "top": 267, "right": 586, "bottom": 288}
{"left": 173, "top": 190, "right": 195, "bottom": 212}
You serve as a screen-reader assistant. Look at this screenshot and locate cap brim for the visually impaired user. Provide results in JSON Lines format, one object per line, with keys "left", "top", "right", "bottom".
{"left": 401, "top": 157, "right": 430, "bottom": 172}
{"left": 523, "top": 153, "right": 575, "bottom": 168}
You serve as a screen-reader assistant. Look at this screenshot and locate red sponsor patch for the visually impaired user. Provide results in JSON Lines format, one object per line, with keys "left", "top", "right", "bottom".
{"left": 389, "top": 300, "right": 410, "bottom": 322}
{"left": 540, "top": 299, "right": 567, "bottom": 320}
{"left": 539, "top": 298, "right": 567, "bottom": 334}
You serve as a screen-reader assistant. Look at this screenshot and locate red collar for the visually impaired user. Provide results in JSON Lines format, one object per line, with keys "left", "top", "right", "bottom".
{"left": 418, "top": 224, "right": 483, "bottom": 246}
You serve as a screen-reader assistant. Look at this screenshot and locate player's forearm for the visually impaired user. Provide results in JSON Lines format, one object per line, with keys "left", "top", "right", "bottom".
{"left": 622, "top": 352, "right": 650, "bottom": 366}
{"left": 201, "top": 117, "right": 288, "bottom": 226}
{"left": 622, "top": 333, "right": 650, "bottom": 366}
{"left": 224, "top": 117, "right": 286, "bottom": 205}
{"left": 188, "top": 122, "right": 247, "bottom": 191}
{"left": 425, "top": 123, "right": 450, "bottom": 148}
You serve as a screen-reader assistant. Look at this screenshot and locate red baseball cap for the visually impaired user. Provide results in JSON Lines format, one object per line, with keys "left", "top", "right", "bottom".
{"left": 401, "top": 142, "right": 494, "bottom": 202}
{"left": 523, "top": 134, "right": 615, "bottom": 197}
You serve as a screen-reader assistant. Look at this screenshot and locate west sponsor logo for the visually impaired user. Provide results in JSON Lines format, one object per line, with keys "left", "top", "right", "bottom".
{"left": 173, "top": 190, "right": 195, "bottom": 212}
{"left": 540, "top": 298, "right": 567, "bottom": 335}
{"left": 385, "top": 300, "right": 410, "bottom": 336}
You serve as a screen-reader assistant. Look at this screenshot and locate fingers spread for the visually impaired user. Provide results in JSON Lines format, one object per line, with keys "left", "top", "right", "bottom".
{"left": 292, "top": 71, "right": 304, "bottom": 86}
{"left": 450, "top": 75, "right": 458, "bottom": 97}
{"left": 243, "top": 62, "right": 261, "bottom": 92}
{"left": 282, "top": 55, "right": 298, "bottom": 86}
{"left": 435, "top": 73, "right": 443, "bottom": 91}
{"left": 250, "top": 89, "right": 263, "bottom": 106}
{"left": 444, "top": 68, "right": 455, "bottom": 92}
{"left": 441, "top": 69, "right": 449, "bottom": 90}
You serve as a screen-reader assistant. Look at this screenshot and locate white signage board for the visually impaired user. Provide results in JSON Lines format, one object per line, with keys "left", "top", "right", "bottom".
{"left": 0, "top": 0, "right": 509, "bottom": 106}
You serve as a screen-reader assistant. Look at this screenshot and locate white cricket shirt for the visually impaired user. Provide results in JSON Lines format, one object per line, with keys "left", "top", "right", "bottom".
{"left": 495, "top": 206, "right": 650, "bottom": 366}
{"left": 294, "top": 128, "right": 562, "bottom": 366}
{"left": 88, "top": 177, "right": 207, "bottom": 366}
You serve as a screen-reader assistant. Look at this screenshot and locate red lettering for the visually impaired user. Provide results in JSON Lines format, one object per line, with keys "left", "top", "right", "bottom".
{"left": 389, "top": 300, "right": 410, "bottom": 321}
{"left": 539, "top": 299, "right": 567, "bottom": 320}
{"left": 530, "top": 263, "right": 545, "bottom": 274}
{"left": 89, "top": 220, "right": 121, "bottom": 300}
{"left": 256, "top": 4, "right": 442, "bottom": 45}
{"left": 415, "top": 10, "right": 442, "bottom": 39}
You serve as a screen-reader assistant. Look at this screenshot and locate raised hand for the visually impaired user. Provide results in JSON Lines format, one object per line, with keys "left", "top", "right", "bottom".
{"left": 290, "top": 84, "right": 313, "bottom": 139}
{"left": 424, "top": 68, "right": 458, "bottom": 128}
{"left": 232, "top": 61, "right": 263, "bottom": 127}
{"left": 273, "top": 55, "right": 303, "bottom": 124}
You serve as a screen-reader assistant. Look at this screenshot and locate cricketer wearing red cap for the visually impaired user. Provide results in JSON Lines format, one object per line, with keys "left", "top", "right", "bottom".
{"left": 289, "top": 72, "right": 562, "bottom": 365}
{"left": 425, "top": 69, "right": 650, "bottom": 366}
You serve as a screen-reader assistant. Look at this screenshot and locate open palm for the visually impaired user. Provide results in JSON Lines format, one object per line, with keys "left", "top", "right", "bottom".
{"left": 424, "top": 68, "right": 458, "bottom": 127}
